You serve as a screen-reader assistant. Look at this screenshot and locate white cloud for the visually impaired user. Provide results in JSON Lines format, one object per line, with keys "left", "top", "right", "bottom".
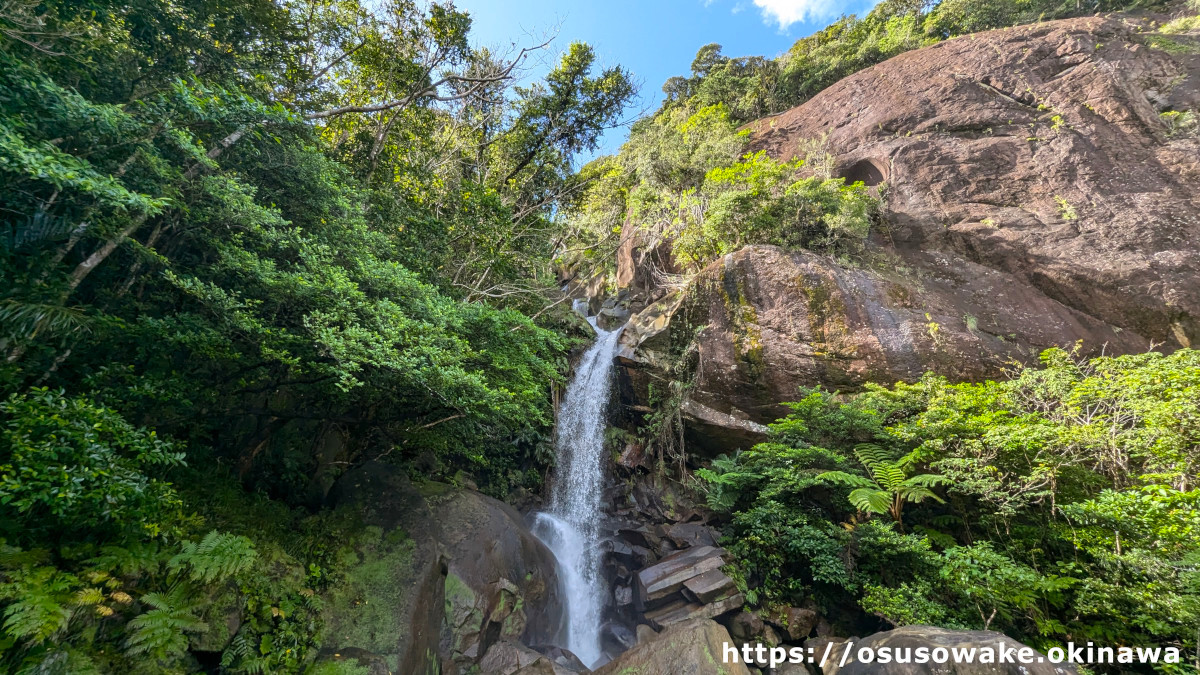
{"left": 751, "top": 0, "right": 839, "bottom": 29}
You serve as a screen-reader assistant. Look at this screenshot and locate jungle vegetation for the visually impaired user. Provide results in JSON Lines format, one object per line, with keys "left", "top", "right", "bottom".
{"left": 1, "top": 0, "right": 1195, "bottom": 671}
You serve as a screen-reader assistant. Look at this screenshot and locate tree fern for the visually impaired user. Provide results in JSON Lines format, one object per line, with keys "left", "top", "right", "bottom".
{"left": 124, "top": 585, "right": 207, "bottom": 661}
{"left": 695, "top": 452, "right": 760, "bottom": 512}
{"left": 818, "top": 443, "right": 948, "bottom": 531}
{"left": 169, "top": 531, "right": 256, "bottom": 584}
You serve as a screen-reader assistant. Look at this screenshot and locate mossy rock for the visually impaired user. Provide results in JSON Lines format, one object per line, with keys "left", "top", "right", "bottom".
{"left": 189, "top": 582, "right": 244, "bottom": 652}
{"left": 324, "top": 462, "right": 448, "bottom": 675}
{"left": 320, "top": 526, "right": 417, "bottom": 658}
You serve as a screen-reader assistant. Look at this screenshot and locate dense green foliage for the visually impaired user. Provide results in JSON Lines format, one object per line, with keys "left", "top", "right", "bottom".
{"left": 700, "top": 348, "right": 1200, "bottom": 658}
{"left": 564, "top": 103, "right": 879, "bottom": 279}
{"left": 1, "top": 0, "right": 1194, "bottom": 670}
{"left": 0, "top": 0, "right": 635, "bottom": 669}
{"left": 665, "top": 0, "right": 1171, "bottom": 125}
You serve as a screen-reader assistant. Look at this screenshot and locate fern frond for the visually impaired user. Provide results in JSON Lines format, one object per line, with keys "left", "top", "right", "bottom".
{"left": 848, "top": 488, "right": 892, "bottom": 515}
{"left": 872, "top": 463, "right": 906, "bottom": 491}
{"left": 169, "top": 531, "right": 256, "bottom": 584}
{"left": 124, "top": 586, "right": 207, "bottom": 659}
{"left": 816, "top": 470, "right": 876, "bottom": 489}
{"left": 72, "top": 587, "right": 105, "bottom": 606}
{"left": 853, "top": 443, "right": 894, "bottom": 466}
{"left": 903, "top": 473, "right": 949, "bottom": 489}
{"left": 88, "top": 542, "right": 165, "bottom": 578}
{"left": 0, "top": 566, "right": 77, "bottom": 644}
{"left": 900, "top": 486, "right": 945, "bottom": 504}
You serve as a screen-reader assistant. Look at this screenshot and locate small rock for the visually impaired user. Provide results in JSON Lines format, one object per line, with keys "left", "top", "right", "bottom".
{"left": 615, "top": 585, "right": 633, "bottom": 606}
{"left": 616, "top": 441, "right": 650, "bottom": 470}
{"left": 764, "top": 606, "right": 819, "bottom": 642}
{"left": 602, "top": 621, "right": 638, "bottom": 652}
{"left": 666, "top": 522, "right": 719, "bottom": 548}
{"left": 726, "top": 610, "right": 765, "bottom": 642}
{"left": 775, "top": 663, "right": 814, "bottom": 675}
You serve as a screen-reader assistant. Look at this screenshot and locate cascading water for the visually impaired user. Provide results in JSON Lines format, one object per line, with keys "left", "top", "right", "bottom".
{"left": 532, "top": 307, "right": 623, "bottom": 669}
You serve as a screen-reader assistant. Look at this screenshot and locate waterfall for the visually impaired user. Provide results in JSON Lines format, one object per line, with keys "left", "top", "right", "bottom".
{"left": 532, "top": 312, "right": 623, "bottom": 669}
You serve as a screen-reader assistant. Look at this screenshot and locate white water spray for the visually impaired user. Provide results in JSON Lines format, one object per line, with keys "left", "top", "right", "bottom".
{"left": 532, "top": 310, "right": 622, "bottom": 668}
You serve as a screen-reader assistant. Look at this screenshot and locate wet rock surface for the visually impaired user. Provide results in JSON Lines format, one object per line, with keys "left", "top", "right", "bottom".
{"left": 322, "top": 462, "right": 448, "bottom": 674}
{"left": 427, "top": 484, "right": 566, "bottom": 667}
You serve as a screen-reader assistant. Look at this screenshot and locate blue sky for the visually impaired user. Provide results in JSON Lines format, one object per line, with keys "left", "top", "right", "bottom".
{"left": 454, "top": 0, "right": 882, "bottom": 157}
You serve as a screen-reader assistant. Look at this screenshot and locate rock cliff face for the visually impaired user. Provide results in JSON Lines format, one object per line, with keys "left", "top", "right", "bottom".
{"left": 618, "top": 16, "right": 1200, "bottom": 441}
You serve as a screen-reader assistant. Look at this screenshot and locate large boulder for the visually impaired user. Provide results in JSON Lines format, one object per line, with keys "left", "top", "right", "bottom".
{"left": 321, "top": 464, "right": 566, "bottom": 674}
{"left": 619, "top": 17, "right": 1200, "bottom": 435}
{"left": 824, "top": 625, "right": 1078, "bottom": 675}
{"left": 620, "top": 245, "right": 1143, "bottom": 437}
{"left": 594, "top": 618, "right": 752, "bottom": 675}
{"left": 322, "top": 462, "right": 447, "bottom": 675}
{"left": 424, "top": 483, "right": 566, "bottom": 668}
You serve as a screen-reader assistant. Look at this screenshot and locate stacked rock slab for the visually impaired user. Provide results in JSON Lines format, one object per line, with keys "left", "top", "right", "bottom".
{"left": 633, "top": 545, "right": 744, "bottom": 630}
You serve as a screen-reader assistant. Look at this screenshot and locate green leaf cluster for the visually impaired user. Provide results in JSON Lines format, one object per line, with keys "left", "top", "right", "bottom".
{"left": 701, "top": 349, "right": 1200, "bottom": 652}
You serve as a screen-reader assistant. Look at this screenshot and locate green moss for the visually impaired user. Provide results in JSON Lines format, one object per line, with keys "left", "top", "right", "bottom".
{"left": 189, "top": 583, "right": 243, "bottom": 652}
{"left": 800, "top": 275, "right": 850, "bottom": 348}
{"left": 444, "top": 572, "right": 477, "bottom": 614}
{"left": 716, "top": 269, "right": 766, "bottom": 380}
{"left": 1145, "top": 34, "right": 1200, "bottom": 54}
{"left": 416, "top": 480, "right": 456, "bottom": 503}
{"left": 1161, "top": 15, "right": 1200, "bottom": 34}
{"left": 319, "top": 526, "right": 417, "bottom": 657}
{"left": 443, "top": 572, "right": 484, "bottom": 654}
{"left": 310, "top": 661, "right": 372, "bottom": 675}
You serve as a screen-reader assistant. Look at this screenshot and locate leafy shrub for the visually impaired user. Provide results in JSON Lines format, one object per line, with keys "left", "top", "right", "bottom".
{"left": 0, "top": 389, "right": 184, "bottom": 541}
{"left": 1161, "top": 109, "right": 1198, "bottom": 136}
{"left": 570, "top": 107, "right": 878, "bottom": 274}
{"left": 705, "top": 348, "right": 1200, "bottom": 651}
{"left": 672, "top": 152, "right": 878, "bottom": 267}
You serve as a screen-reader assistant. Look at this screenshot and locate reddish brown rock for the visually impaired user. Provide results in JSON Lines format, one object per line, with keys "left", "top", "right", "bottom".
{"left": 619, "top": 18, "right": 1200, "bottom": 436}
{"left": 746, "top": 17, "right": 1200, "bottom": 349}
